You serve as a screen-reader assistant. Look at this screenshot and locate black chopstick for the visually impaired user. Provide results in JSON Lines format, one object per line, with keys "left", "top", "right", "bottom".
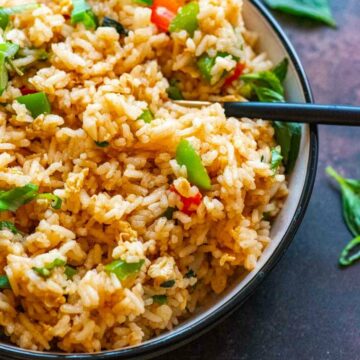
{"left": 223, "top": 102, "right": 360, "bottom": 126}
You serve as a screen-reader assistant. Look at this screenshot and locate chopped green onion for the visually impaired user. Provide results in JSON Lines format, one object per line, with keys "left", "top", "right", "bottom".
{"left": 0, "top": 275, "right": 10, "bottom": 289}
{"left": 270, "top": 147, "right": 283, "bottom": 171}
{"left": 36, "top": 193, "right": 62, "bottom": 210}
{"left": 71, "top": 0, "right": 98, "bottom": 30}
{"left": 135, "top": 0, "right": 153, "bottom": 5}
{"left": 0, "top": 42, "right": 20, "bottom": 95}
{"left": 32, "top": 258, "right": 66, "bottom": 278}
{"left": 17, "top": 92, "right": 51, "bottom": 118}
{"left": 0, "top": 220, "right": 19, "bottom": 234}
{"left": 101, "top": 17, "right": 128, "bottom": 36}
{"left": 95, "top": 141, "right": 110, "bottom": 148}
{"left": 138, "top": 109, "right": 154, "bottom": 123}
{"left": 0, "top": 183, "right": 39, "bottom": 212}
{"left": 197, "top": 52, "right": 232, "bottom": 83}
{"left": 0, "top": 3, "right": 40, "bottom": 30}
{"left": 160, "top": 279, "right": 175, "bottom": 288}
{"left": 152, "top": 295, "right": 167, "bottom": 304}
{"left": 167, "top": 79, "right": 184, "bottom": 100}
{"left": 104, "top": 259, "right": 145, "bottom": 280}
{"left": 184, "top": 269, "right": 196, "bottom": 278}
{"left": 64, "top": 265, "right": 77, "bottom": 279}
{"left": 339, "top": 236, "right": 360, "bottom": 267}
{"left": 169, "top": 2, "right": 199, "bottom": 36}
{"left": 163, "top": 207, "right": 175, "bottom": 220}
{"left": 176, "top": 139, "right": 211, "bottom": 190}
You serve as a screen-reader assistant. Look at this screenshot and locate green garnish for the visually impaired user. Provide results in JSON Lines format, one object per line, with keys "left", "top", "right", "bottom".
{"left": 0, "top": 42, "right": 20, "bottom": 95}
{"left": 36, "top": 193, "right": 62, "bottom": 210}
{"left": 184, "top": 269, "right": 196, "bottom": 278}
{"left": 17, "top": 92, "right": 51, "bottom": 118}
{"left": 135, "top": 0, "right": 153, "bottom": 5}
{"left": 169, "top": 2, "right": 199, "bottom": 36}
{"left": 71, "top": 0, "right": 98, "bottom": 30}
{"left": 95, "top": 141, "right": 110, "bottom": 148}
{"left": 160, "top": 279, "right": 175, "bottom": 288}
{"left": 176, "top": 139, "right": 211, "bottom": 190}
{"left": 0, "top": 183, "right": 62, "bottom": 212}
{"left": 0, "top": 220, "right": 19, "bottom": 234}
{"left": 163, "top": 207, "right": 175, "bottom": 220}
{"left": 101, "top": 17, "right": 128, "bottom": 36}
{"left": 152, "top": 294, "right": 167, "bottom": 304}
{"left": 0, "top": 275, "right": 10, "bottom": 289}
{"left": 197, "top": 52, "right": 233, "bottom": 84}
{"left": 0, "top": 3, "right": 40, "bottom": 30}
{"left": 264, "top": 0, "right": 336, "bottom": 27}
{"left": 167, "top": 79, "right": 184, "bottom": 100}
{"left": 33, "top": 258, "right": 66, "bottom": 278}
{"left": 326, "top": 167, "right": 360, "bottom": 267}
{"left": 104, "top": 259, "right": 145, "bottom": 280}
{"left": 138, "top": 109, "right": 154, "bottom": 124}
{"left": 270, "top": 147, "right": 283, "bottom": 172}
{"left": 64, "top": 265, "right": 77, "bottom": 279}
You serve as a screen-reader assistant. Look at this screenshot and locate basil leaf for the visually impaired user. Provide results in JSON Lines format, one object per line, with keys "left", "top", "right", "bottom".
{"left": 104, "top": 259, "right": 144, "bottom": 280}
{"left": 0, "top": 4, "right": 39, "bottom": 30}
{"left": 0, "top": 42, "right": 19, "bottom": 58}
{"left": 270, "top": 147, "right": 283, "bottom": 171}
{"left": 264, "top": 0, "right": 336, "bottom": 27}
{"left": 0, "top": 275, "right": 10, "bottom": 289}
{"left": 0, "top": 52, "right": 8, "bottom": 95}
{"left": 101, "top": 17, "right": 128, "bottom": 36}
{"left": 339, "top": 236, "right": 360, "bottom": 267}
{"left": 94, "top": 141, "right": 109, "bottom": 147}
{"left": 241, "top": 71, "right": 284, "bottom": 96}
{"left": 0, "top": 220, "right": 19, "bottom": 234}
{"left": 0, "top": 183, "right": 39, "bottom": 212}
{"left": 33, "top": 258, "right": 66, "bottom": 278}
{"left": 152, "top": 295, "right": 167, "bottom": 304}
{"left": 253, "top": 86, "right": 285, "bottom": 102}
{"left": 71, "top": 0, "right": 98, "bottom": 30}
{"left": 326, "top": 167, "right": 360, "bottom": 237}
{"left": 167, "top": 79, "right": 184, "bottom": 100}
{"left": 160, "top": 279, "right": 175, "bottom": 288}
{"left": 273, "top": 58, "right": 289, "bottom": 82}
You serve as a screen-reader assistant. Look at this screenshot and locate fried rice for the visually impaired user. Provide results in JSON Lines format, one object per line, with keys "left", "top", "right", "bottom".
{"left": 0, "top": 0, "right": 288, "bottom": 353}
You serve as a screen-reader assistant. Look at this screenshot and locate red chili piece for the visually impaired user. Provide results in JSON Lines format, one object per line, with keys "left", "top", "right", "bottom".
{"left": 151, "top": 0, "right": 180, "bottom": 32}
{"left": 20, "top": 87, "right": 37, "bottom": 96}
{"left": 170, "top": 185, "right": 202, "bottom": 215}
{"left": 223, "top": 62, "right": 245, "bottom": 88}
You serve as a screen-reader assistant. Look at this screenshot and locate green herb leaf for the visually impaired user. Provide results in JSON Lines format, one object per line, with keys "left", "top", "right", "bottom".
{"left": 32, "top": 258, "right": 66, "bottom": 278}
{"left": 169, "top": 2, "right": 199, "bottom": 36}
{"left": 184, "top": 269, "right": 196, "bottom": 278}
{"left": 17, "top": 92, "right": 51, "bottom": 118}
{"left": 0, "top": 183, "right": 39, "bottom": 212}
{"left": 94, "top": 141, "right": 110, "bottom": 148}
{"left": 0, "top": 275, "right": 10, "bottom": 289}
{"left": 71, "top": 0, "right": 98, "bottom": 30}
{"left": 253, "top": 86, "right": 285, "bottom": 102}
{"left": 0, "top": 4, "right": 40, "bottom": 30}
{"left": 264, "top": 0, "right": 336, "bottom": 27}
{"left": 64, "top": 265, "right": 77, "bottom": 279}
{"left": 0, "top": 220, "right": 19, "bottom": 234}
{"left": 270, "top": 147, "right": 283, "bottom": 171}
{"left": 339, "top": 236, "right": 360, "bottom": 267}
{"left": 176, "top": 139, "right": 211, "bottom": 190}
{"left": 160, "top": 279, "right": 175, "bottom": 288}
{"left": 0, "top": 43, "right": 19, "bottom": 58}
{"left": 104, "top": 259, "right": 145, "bottom": 280}
{"left": 241, "top": 71, "right": 284, "bottom": 96}
{"left": 273, "top": 58, "right": 289, "bottom": 82}
{"left": 0, "top": 53, "right": 8, "bottom": 95}
{"left": 152, "top": 294, "right": 167, "bottom": 304}
{"left": 138, "top": 109, "right": 154, "bottom": 123}
{"left": 135, "top": 0, "right": 153, "bottom": 5}
{"left": 197, "top": 52, "right": 233, "bottom": 84}
{"left": 326, "top": 167, "right": 360, "bottom": 237}
{"left": 101, "top": 17, "right": 128, "bottom": 36}
{"left": 163, "top": 207, "right": 175, "bottom": 220}
{"left": 167, "top": 79, "right": 184, "bottom": 100}
{"left": 36, "top": 193, "right": 62, "bottom": 209}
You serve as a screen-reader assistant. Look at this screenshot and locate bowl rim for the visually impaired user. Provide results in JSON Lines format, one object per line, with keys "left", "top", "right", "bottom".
{"left": 0, "top": 1, "right": 318, "bottom": 359}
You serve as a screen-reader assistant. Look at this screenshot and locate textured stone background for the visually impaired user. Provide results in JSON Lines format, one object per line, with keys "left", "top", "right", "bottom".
{"left": 164, "top": 1, "right": 360, "bottom": 359}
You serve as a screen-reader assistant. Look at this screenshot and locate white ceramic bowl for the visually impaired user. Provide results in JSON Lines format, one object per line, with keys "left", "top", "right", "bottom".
{"left": 0, "top": 1, "right": 318, "bottom": 359}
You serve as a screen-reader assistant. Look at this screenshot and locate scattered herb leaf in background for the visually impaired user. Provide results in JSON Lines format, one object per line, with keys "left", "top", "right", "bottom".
{"left": 263, "top": 0, "right": 336, "bottom": 27}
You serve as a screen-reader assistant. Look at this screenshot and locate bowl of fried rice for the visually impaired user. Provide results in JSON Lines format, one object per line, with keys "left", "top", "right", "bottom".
{"left": 0, "top": 0, "right": 317, "bottom": 358}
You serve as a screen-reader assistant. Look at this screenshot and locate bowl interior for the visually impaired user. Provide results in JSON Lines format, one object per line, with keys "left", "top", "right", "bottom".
{"left": 0, "top": 1, "right": 314, "bottom": 359}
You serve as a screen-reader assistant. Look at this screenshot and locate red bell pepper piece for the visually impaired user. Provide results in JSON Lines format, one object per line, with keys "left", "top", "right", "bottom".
{"left": 170, "top": 185, "right": 202, "bottom": 215}
{"left": 20, "top": 87, "right": 37, "bottom": 96}
{"left": 151, "top": 0, "right": 181, "bottom": 32}
{"left": 223, "top": 62, "right": 245, "bottom": 88}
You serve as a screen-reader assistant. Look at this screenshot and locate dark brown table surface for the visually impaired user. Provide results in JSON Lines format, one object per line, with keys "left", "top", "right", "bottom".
{"left": 163, "top": 1, "right": 360, "bottom": 359}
